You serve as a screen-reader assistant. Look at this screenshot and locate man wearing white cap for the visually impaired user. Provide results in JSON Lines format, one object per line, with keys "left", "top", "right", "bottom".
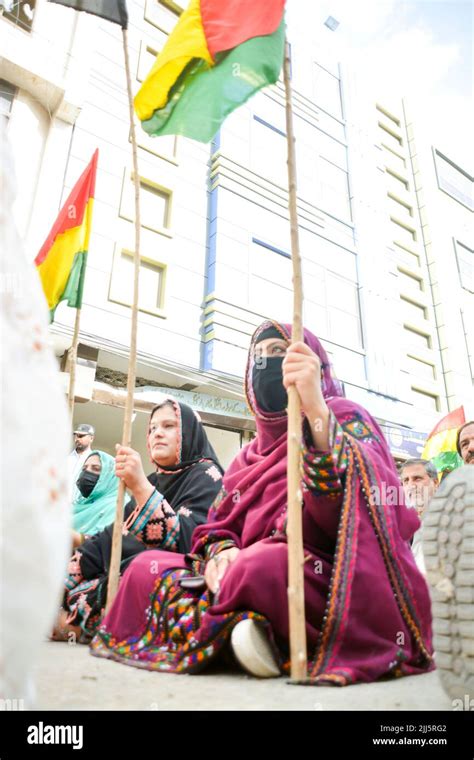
{"left": 67, "top": 423, "right": 95, "bottom": 501}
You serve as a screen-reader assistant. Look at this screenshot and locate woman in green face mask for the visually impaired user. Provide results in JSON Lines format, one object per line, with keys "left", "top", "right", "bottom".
{"left": 73, "top": 451, "right": 122, "bottom": 536}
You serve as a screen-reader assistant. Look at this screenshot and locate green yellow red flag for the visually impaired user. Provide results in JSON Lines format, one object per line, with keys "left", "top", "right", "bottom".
{"left": 421, "top": 406, "right": 465, "bottom": 477}
{"left": 35, "top": 150, "right": 98, "bottom": 320}
{"left": 135, "top": 0, "right": 286, "bottom": 143}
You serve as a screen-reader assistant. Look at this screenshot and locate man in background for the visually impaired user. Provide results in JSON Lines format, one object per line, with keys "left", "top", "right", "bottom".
{"left": 67, "top": 423, "right": 95, "bottom": 501}
{"left": 400, "top": 458, "right": 439, "bottom": 574}
{"left": 457, "top": 421, "right": 474, "bottom": 466}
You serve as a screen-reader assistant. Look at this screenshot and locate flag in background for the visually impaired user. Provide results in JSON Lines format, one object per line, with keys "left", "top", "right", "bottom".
{"left": 47, "top": 0, "right": 128, "bottom": 27}
{"left": 421, "top": 406, "right": 465, "bottom": 478}
{"left": 135, "top": 0, "right": 286, "bottom": 143}
{"left": 35, "top": 149, "right": 98, "bottom": 320}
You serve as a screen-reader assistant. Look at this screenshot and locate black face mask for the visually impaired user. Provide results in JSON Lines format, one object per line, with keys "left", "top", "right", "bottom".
{"left": 252, "top": 356, "right": 287, "bottom": 413}
{"left": 77, "top": 470, "right": 99, "bottom": 498}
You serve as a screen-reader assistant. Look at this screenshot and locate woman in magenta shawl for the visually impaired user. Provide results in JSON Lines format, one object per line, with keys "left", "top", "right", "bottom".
{"left": 90, "top": 320, "right": 433, "bottom": 685}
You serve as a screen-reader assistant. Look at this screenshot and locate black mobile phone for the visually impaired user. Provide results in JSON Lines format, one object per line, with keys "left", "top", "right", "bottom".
{"left": 178, "top": 575, "right": 207, "bottom": 591}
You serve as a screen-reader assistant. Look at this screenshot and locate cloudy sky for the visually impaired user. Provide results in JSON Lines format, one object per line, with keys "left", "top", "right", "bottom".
{"left": 288, "top": 0, "right": 473, "bottom": 169}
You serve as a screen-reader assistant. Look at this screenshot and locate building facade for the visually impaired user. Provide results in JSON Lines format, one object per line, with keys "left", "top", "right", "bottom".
{"left": 1, "top": 0, "right": 472, "bottom": 468}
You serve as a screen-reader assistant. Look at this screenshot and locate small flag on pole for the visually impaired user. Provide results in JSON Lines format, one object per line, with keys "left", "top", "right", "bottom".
{"left": 47, "top": 0, "right": 128, "bottom": 28}
{"left": 421, "top": 406, "right": 465, "bottom": 478}
{"left": 135, "top": 0, "right": 286, "bottom": 143}
{"left": 35, "top": 149, "right": 98, "bottom": 320}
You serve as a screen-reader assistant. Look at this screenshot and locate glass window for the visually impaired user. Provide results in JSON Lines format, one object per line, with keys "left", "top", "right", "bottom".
{"left": 382, "top": 144, "right": 406, "bottom": 172}
{"left": 250, "top": 238, "right": 291, "bottom": 288}
{"left": 313, "top": 63, "right": 342, "bottom": 120}
{"left": 326, "top": 273, "right": 359, "bottom": 314}
{"left": 435, "top": 150, "right": 473, "bottom": 210}
{"left": 136, "top": 130, "right": 178, "bottom": 162}
{"left": 379, "top": 122, "right": 403, "bottom": 151}
{"left": 388, "top": 193, "right": 413, "bottom": 220}
{"left": 1, "top": 0, "right": 36, "bottom": 32}
{"left": 400, "top": 297, "right": 427, "bottom": 323}
{"left": 250, "top": 117, "right": 287, "bottom": 187}
{"left": 328, "top": 308, "right": 362, "bottom": 348}
{"left": 145, "top": 0, "right": 183, "bottom": 33}
{"left": 455, "top": 241, "right": 473, "bottom": 293}
{"left": 391, "top": 218, "right": 416, "bottom": 246}
{"left": 386, "top": 168, "right": 409, "bottom": 192}
{"left": 159, "top": 0, "right": 182, "bottom": 14}
{"left": 318, "top": 157, "right": 351, "bottom": 220}
{"left": 393, "top": 242, "right": 420, "bottom": 269}
{"left": 109, "top": 250, "right": 166, "bottom": 315}
{"left": 404, "top": 326, "right": 431, "bottom": 350}
{"left": 407, "top": 355, "right": 436, "bottom": 381}
{"left": 137, "top": 40, "right": 161, "bottom": 83}
{"left": 0, "top": 79, "right": 16, "bottom": 121}
{"left": 139, "top": 179, "right": 171, "bottom": 231}
{"left": 249, "top": 277, "right": 292, "bottom": 320}
{"left": 376, "top": 104, "right": 400, "bottom": 127}
{"left": 398, "top": 268, "right": 423, "bottom": 295}
{"left": 411, "top": 387, "right": 439, "bottom": 412}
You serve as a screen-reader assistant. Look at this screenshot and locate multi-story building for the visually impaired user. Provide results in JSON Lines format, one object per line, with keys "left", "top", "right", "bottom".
{"left": 1, "top": 0, "right": 471, "bottom": 468}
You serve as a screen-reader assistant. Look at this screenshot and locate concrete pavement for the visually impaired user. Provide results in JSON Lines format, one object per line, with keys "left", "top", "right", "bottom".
{"left": 34, "top": 641, "right": 453, "bottom": 711}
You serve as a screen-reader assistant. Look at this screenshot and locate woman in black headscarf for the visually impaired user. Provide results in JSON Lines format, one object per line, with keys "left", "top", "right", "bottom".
{"left": 53, "top": 399, "right": 223, "bottom": 641}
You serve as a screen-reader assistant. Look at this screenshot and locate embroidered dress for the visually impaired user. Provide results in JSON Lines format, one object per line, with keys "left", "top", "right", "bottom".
{"left": 63, "top": 401, "right": 223, "bottom": 637}
{"left": 91, "top": 321, "right": 433, "bottom": 684}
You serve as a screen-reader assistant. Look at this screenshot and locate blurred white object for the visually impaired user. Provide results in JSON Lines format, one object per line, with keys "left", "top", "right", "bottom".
{"left": 22, "top": 3, "right": 34, "bottom": 20}
{"left": 0, "top": 120, "right": 71, "bottom": 707}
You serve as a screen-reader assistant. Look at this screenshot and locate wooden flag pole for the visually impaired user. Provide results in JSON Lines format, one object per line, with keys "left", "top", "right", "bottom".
{"left": 106, "top": 27, "right": 142, "bottom": 612}
{"left": 283, "top": 37, "right": 308, "bottom": 681}
{"left": 67, "top": 306, "right": 81, "bottom": 416}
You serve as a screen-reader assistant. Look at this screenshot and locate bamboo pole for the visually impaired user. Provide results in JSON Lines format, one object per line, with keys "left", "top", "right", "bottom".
{"left": 67, "top": 306, "right": 81, "bottom": 416}
{"left": 283, "top": 37, "right": 307, "bottom": 681}
{"left": 106, "top": 27, "right": 141, "bottom": 612}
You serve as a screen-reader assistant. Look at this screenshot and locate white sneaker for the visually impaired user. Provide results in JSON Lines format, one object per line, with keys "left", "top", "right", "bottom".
{"left": 231, "top": 619, "right": 281, "bottom": 678}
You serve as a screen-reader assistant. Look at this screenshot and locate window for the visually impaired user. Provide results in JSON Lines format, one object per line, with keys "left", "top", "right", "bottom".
{"left": 140, "top": 179, "right": 171, "bottom": 231}
{"left": 313, "top": 63, "right": 343, "bottom": 120}
{"left": 1, "top": 0, "right": 36, "bottom": 32}
{"left": 404, "top": 326, "right": 431, "bottom": 350}
{"left": 109, "top": 249, "right": 166, "bottom": 316}
{"left": 326, "top": 273, "right": 362, "bottom": 348}
{"left": 391, "top": 217, "right": 417, "bottom": 246}
{"left": 434, "top": 150, "right": 473, "bottom": 211}
{"left": 144, "top": 0, "right": 183, "bottom": 33}
{"left": 388, "top": 193, "right": 413, "bottom": 219}
{"left": 137, "top": 40, "right": 160, "bottom": 83}
{"left": 120, "top": 170, "right": 172, "bottom": 234}
{"left": 454, "top": 240, "right": 473, "bottom": 293}
{"left": 328, "top": 308, "right": 362, "bottom": 347}
{"left": 250, "top": 116, "right": 287, "bottom": 187}
{"left": 378, "top": 122, "right": 403, "bottom": 150}
{"left": 376, "top": 104, "right": 401, "bottom": 127}
{"left": 382, "top": 143, "right": 406, "bottom": 172}
{"left": 318, "top": 157, "right": 351, "bottom": 220}
{"left": 159, "top": 0, "right": 182, "bottom": 14}
{"left": 0, "top": 80, "right": 16, "bottom": 122}
{"left": 398, "top": 267, "right": 423, "bottom": 294}
{"left": 249, "top": 239, "right": 291, "bottom": 298}
{"left": 136, "top": 130, "right": 178, "bottom": 163}
{"left": 400, "top": 297, "right": 427, "bottom": 322}
{"left": 393, "top": 242, "right": 420, "bottom": 269}
{"left": 411, "top": 387, "right": 439, "bottom": 412}
{"left": 386, "top": 167, "right": 409, "bottom": 192}
{"left": 407, "top": 355, "right": 436, "bottom": 381}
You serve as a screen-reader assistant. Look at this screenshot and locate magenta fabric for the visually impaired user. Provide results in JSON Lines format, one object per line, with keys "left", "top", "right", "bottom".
{"left": 93, "top": 320, "right": 433, "bottom": 683}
